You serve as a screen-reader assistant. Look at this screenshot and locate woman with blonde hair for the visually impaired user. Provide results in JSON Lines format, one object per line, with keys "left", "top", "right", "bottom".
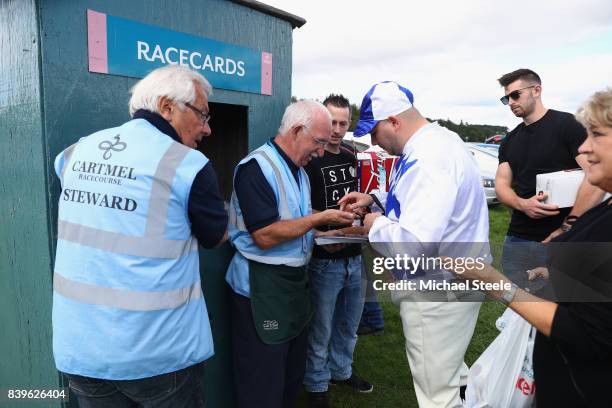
{"left": 451, "top": 88, "right": 612, "bottom": 407}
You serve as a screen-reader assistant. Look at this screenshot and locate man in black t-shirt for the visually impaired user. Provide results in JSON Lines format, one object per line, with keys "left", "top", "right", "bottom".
{"left": 495, "top": 68, "right": 604, "bottom": 290}
{"left": 302, "top": 95, "right": 372, "bottom": 407}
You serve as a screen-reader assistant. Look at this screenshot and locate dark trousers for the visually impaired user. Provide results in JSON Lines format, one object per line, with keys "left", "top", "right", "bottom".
{"left": 359, "top": 271, "right": 384, "bottom": 330}
{"left": 64, "top": 362, "right": 205, "bottom": 408}
{"left": 359, "top": 299, "right": 384, "bottom": 330}
{"left": 230, "top": 289, "right": 308, "bottom": 408}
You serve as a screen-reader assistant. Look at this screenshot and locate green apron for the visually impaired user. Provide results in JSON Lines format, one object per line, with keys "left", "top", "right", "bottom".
{"left": 248, "top": 259, "right": 311, "bottom": 345}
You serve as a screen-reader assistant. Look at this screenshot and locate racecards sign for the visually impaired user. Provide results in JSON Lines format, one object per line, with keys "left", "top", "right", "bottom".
{"left": 87, "top": 9, "right": 273, "bottom": 95}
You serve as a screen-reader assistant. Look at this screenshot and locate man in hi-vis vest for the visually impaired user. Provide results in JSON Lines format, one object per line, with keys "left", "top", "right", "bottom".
{"left": 53, "top": 66, "right": 227, "bottom": 407}
{"left": 226, "top": 100, "right": 356, "bottom": 408}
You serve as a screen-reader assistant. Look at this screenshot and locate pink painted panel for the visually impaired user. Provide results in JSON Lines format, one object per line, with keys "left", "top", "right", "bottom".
{"left": 261, "top": 52, "right": 273, "bottom": 96}
{"left": 87, "top": 9, "right": 108, "bottom": 74}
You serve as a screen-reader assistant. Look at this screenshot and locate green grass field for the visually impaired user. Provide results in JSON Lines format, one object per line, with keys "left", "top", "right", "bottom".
{"left": 297, "top": 205, "right": 512, "bottom": 407}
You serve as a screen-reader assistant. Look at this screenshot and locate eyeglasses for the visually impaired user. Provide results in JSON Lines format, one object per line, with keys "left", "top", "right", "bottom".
{"left": 500, "top": 85, "right": 535, "bottom": 105}
{"left": 312, "top": 135, "right": 328, "bottom": 146}
{"left": 299, "top": 125, "right": 328, "bottom": 146}
{"left": 185, "top": 102, "right": 211, "bottom": 124}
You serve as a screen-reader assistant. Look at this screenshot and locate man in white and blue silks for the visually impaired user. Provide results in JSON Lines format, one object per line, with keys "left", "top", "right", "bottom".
{"left": 226, "top": 100, "right": 355, "bottom": 408}
{"left": 339, "top": 81, "right": 490, "bottom": 408}
{"left": 53, "top": 66, "right": 227, "bottom": 408}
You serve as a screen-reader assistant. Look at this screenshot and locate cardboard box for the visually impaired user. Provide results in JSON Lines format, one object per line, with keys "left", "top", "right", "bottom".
{"left": 536, "top": 169, "right": 584, "bottom": 208}
{"left": 357, "top": 151, "right": 399, "bottom": 193}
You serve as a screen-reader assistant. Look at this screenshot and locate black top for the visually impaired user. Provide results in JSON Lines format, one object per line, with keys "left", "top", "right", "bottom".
{"left": 304, "top": 146, "right": 360, "bottom": 259}
{"left": 133, "top": 110, "right": 227, "bottom": 248}
{"left": 533, "top": 197, "right": 612, "bottom": 407}
{"left": 499, "top": 109, "right": 586, "bottom": 241}
{"left": 234, "top": 139, "right": 300, "bottom": 233}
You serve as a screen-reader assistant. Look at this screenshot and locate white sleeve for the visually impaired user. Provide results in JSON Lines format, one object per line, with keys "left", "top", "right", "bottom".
{"left": 368, "top": 161, "right": 460, "bottom": 244}
{"left": 368, "top": 217, "right": 431, "bottom": 259}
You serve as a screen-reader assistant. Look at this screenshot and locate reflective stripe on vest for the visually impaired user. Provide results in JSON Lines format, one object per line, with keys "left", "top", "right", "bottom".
{"left": 145, "top": 143, "right": 190, "bottom": 235}
{"left": 53, "top": 119, "right": 213, "bottom": 379}
{"left": 57, "top": 220, "right": 198, "bottom": 258}
{"left": 57, "top": 143, "right": 195, "bottom": 259}
{"left": 53, "top": 273, "right": 202, "bottom": 311}
{"left": 256, "top": 150, "right": 292, "bottom": 220}
{"left": 229, "top": 149, "right": 292, "bottom": 233}
{"left": 55, "top": 127, "right": 203, "bottom": 310}
{"left": 226, "top": 143, "right": 314, "bottom": 296}
{"left": 229, "top": 143, "right": 311, "bottom": 265}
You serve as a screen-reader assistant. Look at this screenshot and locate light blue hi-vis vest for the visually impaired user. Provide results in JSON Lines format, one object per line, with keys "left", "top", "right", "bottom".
{"left": 226, "top": 141, "right": 314, "bottom": 297}
{"left": 52, "top": 118, "right": 213, "bottom": 380}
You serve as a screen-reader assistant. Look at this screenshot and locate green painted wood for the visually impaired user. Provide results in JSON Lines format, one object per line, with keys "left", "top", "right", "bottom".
{"left": 0, "top": 0, "right": 61, "bottom": 405}
{"left": 199, "top": 244, "right": 237, "bottom": 407}
{"left": 1, "top": 0, "right": 294, "bottom": 406}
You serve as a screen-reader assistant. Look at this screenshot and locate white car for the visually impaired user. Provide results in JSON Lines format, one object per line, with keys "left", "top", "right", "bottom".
{"left": 342, "top": 131, "right": 383, "bottom": 153}
{"left": 465, "top": 143, "right": 499, "bottom": 205}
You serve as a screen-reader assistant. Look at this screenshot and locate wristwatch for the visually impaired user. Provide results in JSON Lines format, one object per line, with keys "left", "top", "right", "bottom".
{"left": 500, "top": 282, "right": 519, "bottom": 305}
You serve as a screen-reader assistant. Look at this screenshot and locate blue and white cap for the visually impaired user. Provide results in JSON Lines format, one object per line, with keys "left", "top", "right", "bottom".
{"left": 354, "top": 81, "right": 414, "bottom": 137}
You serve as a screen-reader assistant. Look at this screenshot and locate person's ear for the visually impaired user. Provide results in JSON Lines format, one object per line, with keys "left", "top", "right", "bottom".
{"left": 291, "top": 124, "right": 304, "bottom": 140}
{"left": 158, "top": 96, "right": 174, "bottom": 122}
{"left": 533, "top": 85, "right": 542, "bottom": 98}
{"left": 388, "top": 115, "right": 401, "bottom": 130}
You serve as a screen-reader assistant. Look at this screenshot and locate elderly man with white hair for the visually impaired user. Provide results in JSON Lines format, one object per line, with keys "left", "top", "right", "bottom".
{"left": 226, "top": 100, "right": 355, "bottom": 408}
{"left": 53, "top": 65, "right": 227, "bottom": 407}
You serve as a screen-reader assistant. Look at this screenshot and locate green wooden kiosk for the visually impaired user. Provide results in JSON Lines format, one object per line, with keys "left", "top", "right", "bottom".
{"left": 0, "top": 1, "right": 305, "bottom": 406}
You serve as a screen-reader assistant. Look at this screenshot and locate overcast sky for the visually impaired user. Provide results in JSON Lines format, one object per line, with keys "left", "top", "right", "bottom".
{"left": 264, "top": 0, "right": 612, "bottom": 131}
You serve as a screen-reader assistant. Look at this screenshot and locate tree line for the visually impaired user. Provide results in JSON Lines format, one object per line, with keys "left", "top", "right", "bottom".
{"left": 292, "top": 97, "right": 508, "bottom": 143}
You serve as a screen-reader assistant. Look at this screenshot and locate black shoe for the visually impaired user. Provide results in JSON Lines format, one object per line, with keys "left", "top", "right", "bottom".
{"left": 330, "top": 374, "right": 373, "bottom": 393}
{"left": 357, "top": 325, "right": 384, "bottom": 336}
{"left": 307, "top": 391, "right": 330, "bottom": 408}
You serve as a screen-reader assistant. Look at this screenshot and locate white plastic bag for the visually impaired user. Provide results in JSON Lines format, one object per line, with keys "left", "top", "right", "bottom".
{"left": 465, "top": 309, "right": 536, "bottom": 408}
